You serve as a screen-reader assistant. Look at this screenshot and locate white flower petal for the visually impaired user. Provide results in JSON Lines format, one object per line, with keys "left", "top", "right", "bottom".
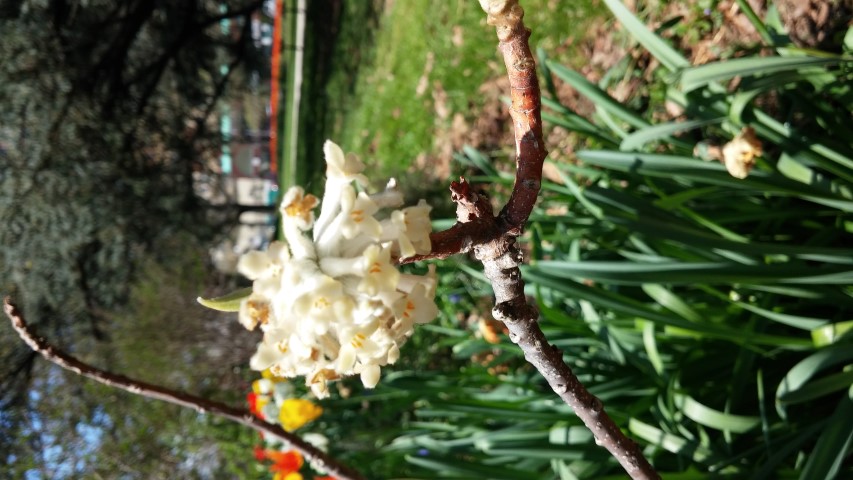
{"left": 324, "top": 140, "right": 367, "bottom": 186}
{"left": 237, "top": 251, "right": 272, "bottom": 280}
{"left": 360, "top": 364, "right": 381, "bottom": 389}
{"left": 230, "top": 140, "right": 436, "bottom": 397}
{"left": 337, "top": 344, "right": 357, "bottom": 373}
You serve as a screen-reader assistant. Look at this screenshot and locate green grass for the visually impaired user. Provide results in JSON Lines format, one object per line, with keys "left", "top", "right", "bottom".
{"left": 327, "top": 0, "right": 600, "bottom": 178}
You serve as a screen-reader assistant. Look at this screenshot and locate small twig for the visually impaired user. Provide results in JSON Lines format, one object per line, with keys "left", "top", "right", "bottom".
{"left": 3, "top": 297, "right": 365, "bottom": 480}
{"left": 405, "top": 1, "right": 661, "bottom": 478}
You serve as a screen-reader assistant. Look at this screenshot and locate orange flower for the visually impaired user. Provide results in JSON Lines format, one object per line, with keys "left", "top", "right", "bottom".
{"left": 267, "top": 449, "right": 303, "bottom": 474}
{"left": 246, "top": 392, "right": 269, "bottom": 419}
{"left": 253, "top": 446, "right": 266, "bottom": 461}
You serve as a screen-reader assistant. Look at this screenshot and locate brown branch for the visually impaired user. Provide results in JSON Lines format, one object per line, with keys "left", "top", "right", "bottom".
{"left": 3, "top": 297, "right": 365, "bottom": 480}
{"left": 405, "top": 1, "right": 661, "bottom": 478}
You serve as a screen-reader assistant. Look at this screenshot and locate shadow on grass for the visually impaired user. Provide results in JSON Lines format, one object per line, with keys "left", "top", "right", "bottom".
{"left": 296, "top": 0, "right": 382, "bottom": 189}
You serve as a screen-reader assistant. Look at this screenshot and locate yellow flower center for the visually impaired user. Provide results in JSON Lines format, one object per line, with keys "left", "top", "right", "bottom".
{"left": 247, "top": 300, "right": 270, "bottom": 326}
{"left": 403, "top": 299, "right": 415, "bottom": 318}
{"left": 350, "top": 333, "right": 366, "bottom": 348}
{"left": 283, "top": 192, "right": 319, "bottom": 223}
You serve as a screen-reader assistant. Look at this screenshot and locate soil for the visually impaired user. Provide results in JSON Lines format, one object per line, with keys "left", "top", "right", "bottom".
{"left": 777, "top": 0, "right": 853, "bottom": 50}
{"left": 428, "top": 0, "right": 851, "bottom": 181}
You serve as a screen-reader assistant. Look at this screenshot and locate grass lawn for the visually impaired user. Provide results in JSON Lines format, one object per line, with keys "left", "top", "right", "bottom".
{"left": 322, "top": 0, "right": 600, "bottom": 182}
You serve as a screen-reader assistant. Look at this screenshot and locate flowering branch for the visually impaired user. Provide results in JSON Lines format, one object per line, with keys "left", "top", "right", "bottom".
{"left": 408, "top": 1, "right": 660, "bottom": 478}
{"left": 3, "top": 297, "right": 365, "bottom": 480}
{"left": 6, "top": 2, "right": 658, "bottom": 478}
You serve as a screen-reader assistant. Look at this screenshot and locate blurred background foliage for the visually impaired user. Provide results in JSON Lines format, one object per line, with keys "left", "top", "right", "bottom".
{"left": 0, "top": 0, "right": 266, "bottom": 477}
{"left": 2, "top": 0, "right": 853, "bottom": 479}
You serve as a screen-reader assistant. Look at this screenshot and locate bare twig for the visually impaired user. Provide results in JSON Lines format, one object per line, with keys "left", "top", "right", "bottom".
{"left": 405, "top": 1, "right": 662, "bottom": 478}
{"left": 3, "top": 297, "right": 365, "bottom": 480}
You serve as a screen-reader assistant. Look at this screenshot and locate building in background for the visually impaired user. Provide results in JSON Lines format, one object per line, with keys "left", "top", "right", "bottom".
{"left": 200, "top": 1, "right": 281, "bottom": 273}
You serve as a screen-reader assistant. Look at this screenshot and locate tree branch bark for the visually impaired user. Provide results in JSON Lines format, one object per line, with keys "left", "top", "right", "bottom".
{"left": 404, "top": 1, "right": 662, "bottom": 478}
{"left": 3, "top": 297, "right": 365, "bottom": 480}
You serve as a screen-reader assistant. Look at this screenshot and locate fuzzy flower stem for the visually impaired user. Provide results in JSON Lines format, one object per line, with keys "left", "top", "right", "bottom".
{"left": 3, "top": 297, "right": 366, "bottom": 480}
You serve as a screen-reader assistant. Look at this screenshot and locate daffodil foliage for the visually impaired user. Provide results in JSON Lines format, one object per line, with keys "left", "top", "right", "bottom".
{"left": 207, "top": 140, "right": 439, "bottom": 398}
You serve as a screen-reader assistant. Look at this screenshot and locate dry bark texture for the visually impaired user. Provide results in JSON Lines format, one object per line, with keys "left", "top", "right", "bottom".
{"left": 407, "top": 1, "right": 662, "bottom": 478}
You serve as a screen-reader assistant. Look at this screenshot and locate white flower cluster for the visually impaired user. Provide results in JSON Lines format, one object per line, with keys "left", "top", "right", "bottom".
{"left": 236, "top": 140, "right": 438, "bottom": 398}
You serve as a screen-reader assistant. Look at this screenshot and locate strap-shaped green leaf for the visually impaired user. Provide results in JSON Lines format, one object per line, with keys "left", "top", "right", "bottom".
{"left": 776, "top": 344, "right": 853, "bottom": 418}
{"left": 196, "top": 287, "right": 252, "bottom": 312}
{"left": 680, "top": 56, "right": 842, "bottom": 93}
{"left": 619, "top": 117, "right": 723, "bottom": 152}
{"left": 799, "top": 387, "right": 853, "bottom": 480}
{"left": 602, "top": 0, "right": 689, "bottom": 72}
{"left": 676, "top": 394, "right": 760, "bottom": 433}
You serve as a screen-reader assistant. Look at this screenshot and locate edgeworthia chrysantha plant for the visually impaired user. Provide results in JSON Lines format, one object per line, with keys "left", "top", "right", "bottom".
{"left": 201, "top": 140, "right": 438, "bottom": 398}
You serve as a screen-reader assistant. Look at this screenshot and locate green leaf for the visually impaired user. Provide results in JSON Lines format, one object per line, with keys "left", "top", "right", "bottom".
{"left": 751, "top": 421, "right": 827, "bottom": 480}
{"left": 734, "top": 0, "right": 774, "bottom": 45}
{"left": 405, "top": 454, "right": 537, "bottom": 480}
{"left": 599, "top": 212, "right": 853, "bottom": 265}
{"left": 545, "top": 61, "right": 648, "bottom": 130}
{"left": 642, "top": 284, "right": 702, "bottom": 322}
{"left": 459, "top": 145, "right": 500, "bottom": 177}
{"left": 578, "top": 150, "right": 853, "bottom": 211}
{"left": 736, "top": 302, "right": 828, "bottom": 331}
{"left": 541, "top": 96, "right": 612, "bottom": 143}
{"left": 196, "top": 287, "right": 252, "bottom": 312}
{"left": 641, "top": 321, "right": 664, "bottom": 375}
{"left": 552, "top": 164, "right": 604, "bottom": 219}
{"left": 729, "top": 88, "right": 764, "bottom": 124}
{"left": 620, "top": 117, "right": 723, "bottom": 151}
{"left": 680, "top": 56, "right": 841, "bottom": 93}
{"left": 629, "top": 418, "right": 715, "bottom": 463}
{"left": 812, "top": 321, "right": 853, "bottom": 347}
{"left": 799, "top": 386, "right": 853, "bottom": 480}
{"left": 777, "top": 153, "right": 816, "bottom": 184}
{"left": 601, "top": 0, "right": 690, "bottom": 71}
{"left": 778, "top": 369, "right": 853, "bottom": 405}
{"left": 776, "top": 344, "right": 853, "bottom": 418}
{"left": 533, "top": 260, "right": 853, "bottom": 286}
{"left": 549, "top": 424, "right": 594, "bottom": 445}
{"left": 676, "top": 395, "right": 760, "bottom": 433}
{"left": 752, "top": 109, "right": 853, "bottom": 182}
{"left": 777, "top": 154, "right": 853, "bottom": 200}
{"left": 524, "top": 269, "right": 811, "bottom": 348}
